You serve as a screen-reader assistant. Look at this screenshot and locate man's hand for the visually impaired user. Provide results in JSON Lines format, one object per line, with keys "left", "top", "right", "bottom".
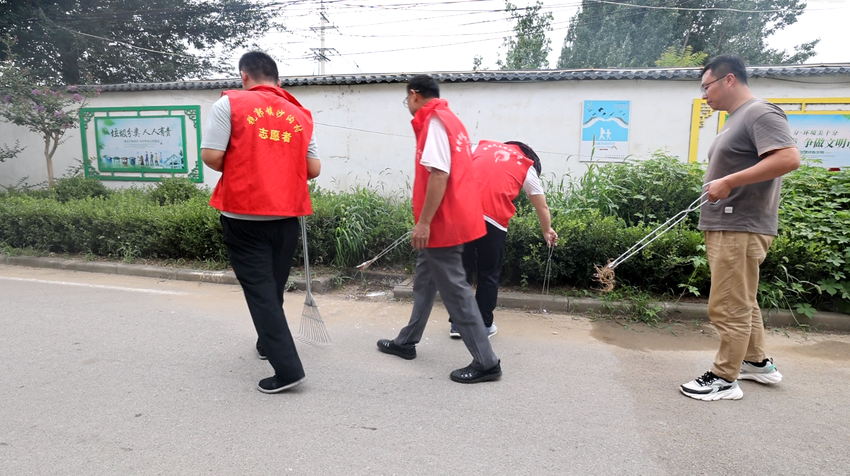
{"left": 412, "top": 169, "right": 448, "bottom": 250}
{"left": 706, "top": 146, "right": 800, "bottom": 202}
{"left": 543, "top": 228, "right": 558, "bottom": 247}
{"left": 412, "top": 222, "right": 431, "bottom": 250}
{"left": 707, "top": 177, "right": 733, "bottom": 202}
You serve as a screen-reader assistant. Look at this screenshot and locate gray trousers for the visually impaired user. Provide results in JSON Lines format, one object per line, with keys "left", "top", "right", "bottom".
{"left": 394, "top": 245, "right": 499, "bottom": 370}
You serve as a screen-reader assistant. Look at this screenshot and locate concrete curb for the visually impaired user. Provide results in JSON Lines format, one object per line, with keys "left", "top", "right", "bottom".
{"left": 393, "top": 285, "right": 850, "bottom": 333}
{"left": 340, "top": 268, "right": 411, "bottom": 285}
{"left": 3, "top": 253, "right": 846, "bottom": 331}
{"left": 0, "top": 254, "right": 335, "bottom": 293}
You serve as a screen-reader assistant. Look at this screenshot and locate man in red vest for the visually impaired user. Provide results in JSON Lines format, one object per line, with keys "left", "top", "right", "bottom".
{"left": 377, "top": 75, "right": 501, "bottom": 383}
{"left": 449, "top": 140, "right": 558, "bottom": 338}
{"left": 201, "top": 52, "right": 320, "bottom": 394}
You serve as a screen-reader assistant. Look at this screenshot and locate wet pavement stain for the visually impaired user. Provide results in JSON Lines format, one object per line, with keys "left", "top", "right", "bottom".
{"left": 589, "top": 319, "right": 719, "bottom": 352}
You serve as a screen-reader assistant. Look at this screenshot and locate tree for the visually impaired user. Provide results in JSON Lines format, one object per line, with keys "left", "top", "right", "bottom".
{"left": 0, "top": 0, "right": 277, "bottom": 85}
{"left": 497, "top": 1, "right": 554, "bottom": 70}
{"left": 655, "top": 46, "right": 708, "bottom": 67}
{"left": 0, "top": 141, "right": 23, "bottom": 163}
{"left": 472, "top": 55, "right": 487, "bottom": 71}
{"left": 557, "top": 0, "right": 818, "bottom": 69}
{"left": 0, "top": 39, "right": 97, "bottom": 187}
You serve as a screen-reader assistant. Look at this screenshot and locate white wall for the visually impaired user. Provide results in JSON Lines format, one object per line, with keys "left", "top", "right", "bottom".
{"left": 1, "top": 75, "right": 848, "bottom": 191}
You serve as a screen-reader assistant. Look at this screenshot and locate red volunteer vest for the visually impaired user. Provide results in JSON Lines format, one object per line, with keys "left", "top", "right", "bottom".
{"left": 472, "top": 140, "right": 535, "bottom": 228}
{"left": 209, "top": 85, "right": 314, "bottom": 216}
{"left": 411, "top": 99, "right": 486, "bottom": 248}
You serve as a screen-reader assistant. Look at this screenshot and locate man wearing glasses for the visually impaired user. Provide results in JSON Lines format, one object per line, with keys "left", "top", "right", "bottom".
{"left": 680, "top": 55, "right": 800, "bottom": 401}
{"left": 376, "top": 74, "right": 501, "bottom": 384}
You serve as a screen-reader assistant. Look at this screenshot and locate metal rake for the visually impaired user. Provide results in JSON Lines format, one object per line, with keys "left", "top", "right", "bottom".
{"left": 595, "top": 182, "right": 715, "bottom": 292}
{"left": 295, "top": 216, "right": 331, "bottom": 347}
{"left": 356, "top": 231, "right": 413, "bottom": 271}
{"left": 539, "top": 243, "right": 555, "bottom": 314}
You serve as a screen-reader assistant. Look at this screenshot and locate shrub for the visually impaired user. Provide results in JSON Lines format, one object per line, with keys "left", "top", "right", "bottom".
{"left": 310, "top": 184, "right": 415, "bottom": 269}
{"left": 0, "top": 155, "right": 846, "bottom": 314}
{"left": 764, "top": 164, "right": 850, "bottom": 313}
{"left": 503, "top": 210, "right": 707, "bottom": 294}
{"left": 543, "top": 150, "right": 705, "bottom": 226}
{"left": 148, "top": 177, "right": 206, "bottom": 206}
{"left": 52, "top": 176, "right": 111, "bottom": 203}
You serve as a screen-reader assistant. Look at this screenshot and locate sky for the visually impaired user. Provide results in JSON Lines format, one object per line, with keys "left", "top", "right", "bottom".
{"left": 231, "top": 0, "right": 850, "bottom": 77}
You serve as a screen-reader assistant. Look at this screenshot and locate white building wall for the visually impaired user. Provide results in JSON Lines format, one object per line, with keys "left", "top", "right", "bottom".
{"left": 1, "top": 75, "right": 848, "bottom": 191}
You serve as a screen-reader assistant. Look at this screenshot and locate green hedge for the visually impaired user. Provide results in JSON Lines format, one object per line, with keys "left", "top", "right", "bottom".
{"left": 0, "top": 179, "right": 416, "bottom": 270}
{"left": 1, "top": 157, "right": 848, "bottom": 313}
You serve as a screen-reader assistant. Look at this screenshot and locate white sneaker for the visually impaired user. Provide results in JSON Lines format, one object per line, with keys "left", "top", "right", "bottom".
{"left": 486, "top": 323, "right": 497, "bottom": 338}
{"left": 680, "top": 371, "right": 743, "bottom": 401}
{"left": 739, "top": 358, "right": 783, "bottom": 384}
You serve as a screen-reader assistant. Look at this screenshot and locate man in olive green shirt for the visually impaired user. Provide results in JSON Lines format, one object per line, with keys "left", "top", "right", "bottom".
{"left": 680, "top": 55, "right": 801, "bottom": 402}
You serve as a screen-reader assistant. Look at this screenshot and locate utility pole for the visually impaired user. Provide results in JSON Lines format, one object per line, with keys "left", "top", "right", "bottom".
{"left": 310, "top": 0, "right": 338, "bottom": 75}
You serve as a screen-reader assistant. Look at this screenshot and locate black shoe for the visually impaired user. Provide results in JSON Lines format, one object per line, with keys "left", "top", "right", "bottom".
{"left": 257, "top": 375, "right": 305, "bottom": 394}
{"left": 256, "top": 343, "right": 267, "bottom": 360}
{"left": 450, "top": 360, "right": 502, "bottom": 384}
{"left": 377, "top": 339, "right": 416, "bottom": 360}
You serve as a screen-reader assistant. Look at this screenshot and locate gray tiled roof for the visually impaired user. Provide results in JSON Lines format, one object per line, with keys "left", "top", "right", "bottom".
{"left": 97, "top": 65, "right": 850, "bottom": 92}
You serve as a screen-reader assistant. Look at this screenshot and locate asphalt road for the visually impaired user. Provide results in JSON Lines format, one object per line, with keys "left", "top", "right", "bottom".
{"left": 1, "top": 265, "right": 848, "bottom": 475}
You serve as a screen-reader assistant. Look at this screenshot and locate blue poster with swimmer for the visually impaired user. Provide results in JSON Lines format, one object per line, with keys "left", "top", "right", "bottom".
{"left": 580, "top": 100, "right": 630, "bottom": 161}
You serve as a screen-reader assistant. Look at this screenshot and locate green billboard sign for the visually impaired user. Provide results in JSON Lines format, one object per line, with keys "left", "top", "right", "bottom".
{"left": 79, "top": 106, "right": 203, "bottom": 182}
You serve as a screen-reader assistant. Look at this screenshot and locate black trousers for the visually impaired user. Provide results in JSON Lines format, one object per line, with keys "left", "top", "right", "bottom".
{"left": 461, "top": 222, "right": 508, "bottom": 328}
{"left": 220, "top": 215, "right": 304, "bottom": 382}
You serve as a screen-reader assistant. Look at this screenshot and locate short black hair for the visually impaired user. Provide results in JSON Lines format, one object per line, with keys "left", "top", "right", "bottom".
{"left": 407, "top": 74, "right": 440, "bottom": 99}
{"left": 505, "top": 141, "right": 542, "bottom": 176}
{"left": 238, "top": 51, "right": 279, "bottom": 83}
{"left": 702, "top": 55, "right": 748, "bottom": 85}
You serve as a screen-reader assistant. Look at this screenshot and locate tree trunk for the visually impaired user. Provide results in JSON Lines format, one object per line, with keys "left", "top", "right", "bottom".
{"left": 44, "top": 134, "right": 59, "bottom": 188}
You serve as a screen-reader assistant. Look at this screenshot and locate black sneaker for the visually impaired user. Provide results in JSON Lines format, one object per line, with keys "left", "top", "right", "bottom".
{"left": 257, "top": 375, "right": 305, "bottom": 394}
{"left": 256, "top": 343, "right": 267, "bottom": 360}
{"left": 376, "top": 339, "right": 416, "bottom": 360}
{"left": 450, "top": 360, "right": 502, "bottom": 384}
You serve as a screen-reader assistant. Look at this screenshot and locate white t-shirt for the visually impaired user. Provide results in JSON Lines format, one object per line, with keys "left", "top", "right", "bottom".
{"left": 522, "top": 167, "right": 544, "bottom": 196}
{"left": 419, "top": 116, "right": 451, "bottom": 174}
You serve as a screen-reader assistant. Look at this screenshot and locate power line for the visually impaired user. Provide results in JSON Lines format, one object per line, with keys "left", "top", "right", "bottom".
{"left": 590, "top": 0, "right": 825, "bottom": 14}
{"left": 281, "top": 21, "right": 579, "bottom": 60}
{"left": 54, "top": 25, "right": 201, "bottom": 59}
{"left": 315, "top": 122, "right": 412, "bottom": 138}
{"left": 310, "top": 0, "right": 340, "bottom": 74}
{"left": 42, "top": 0, "right": 312, "bottom": 23}
{"left": 281, "top": 1, "right": 580, "bottom": 33}
{"left": 337, "top": 19, "right": 572, "bottom": 37}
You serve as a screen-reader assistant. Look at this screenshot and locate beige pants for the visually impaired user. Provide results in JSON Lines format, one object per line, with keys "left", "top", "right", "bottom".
{"left": 705, "top": 231, "right": 774, "bottom": 381}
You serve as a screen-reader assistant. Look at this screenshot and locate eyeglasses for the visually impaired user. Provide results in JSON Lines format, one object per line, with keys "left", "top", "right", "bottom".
{"left": 700, "top": 74, "right": 728, "bottom": 95}
{"left": 403, "top": 89, "right": 420, "bottom": 108}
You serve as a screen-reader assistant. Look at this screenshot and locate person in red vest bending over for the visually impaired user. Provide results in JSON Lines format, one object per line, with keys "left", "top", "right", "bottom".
{"left": 201, "top": 52, "right": 321, "bottom": 394}
{"left": 449, "top": 140, "right": 558, "bottom": 339}
{"left": 376, "top": 75, "right": 502, "bottom": 384}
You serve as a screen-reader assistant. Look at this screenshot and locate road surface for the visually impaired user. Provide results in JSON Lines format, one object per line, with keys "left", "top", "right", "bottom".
{"left": 1, "top": 265, "right": 848, "bottom": 475}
